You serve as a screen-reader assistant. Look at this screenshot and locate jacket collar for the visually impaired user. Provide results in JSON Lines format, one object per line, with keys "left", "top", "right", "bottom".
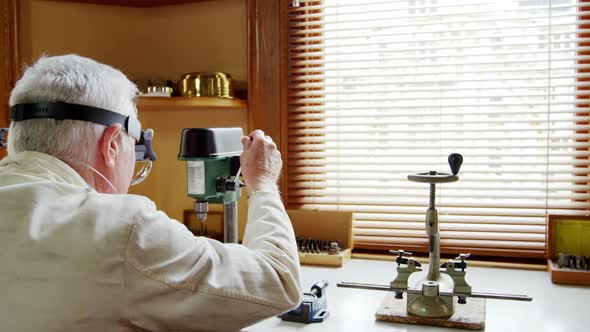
{"left": 0, "top": 151, "right": 91, "bottom": 188}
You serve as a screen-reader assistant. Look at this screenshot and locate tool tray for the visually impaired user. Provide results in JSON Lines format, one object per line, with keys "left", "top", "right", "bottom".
{"left": 546, "top": 215, "right": 590, "bottom": 286}
{"left": 183, "top": 208, "right": 354, "bottom": 267}
{"left": 287, "top": 209, "right": 354, "bottom": 267}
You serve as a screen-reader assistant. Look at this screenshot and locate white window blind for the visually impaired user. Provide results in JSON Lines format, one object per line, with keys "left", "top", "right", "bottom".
{"left": 287, "top": 0, "right": 590, "bottom": 258}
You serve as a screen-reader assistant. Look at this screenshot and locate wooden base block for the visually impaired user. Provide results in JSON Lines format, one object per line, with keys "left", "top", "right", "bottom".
{"left": 376, "top": 293, "right": 486, "bottom": 330}
{"left": 299, "top": 248, "right": 352, "bottom": 267}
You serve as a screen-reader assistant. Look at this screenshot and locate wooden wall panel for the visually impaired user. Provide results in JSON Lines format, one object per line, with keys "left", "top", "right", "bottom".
{"left": 247, "top": 0, "right": 288, "bottom": 198}
{"left": 28, "top": 0, "right": 247, "bottom": 82}
{"left": 0, "top": 0, "right": 19, "bottom": 127}
{"left": 0, "top": 0, "right": 20, "bottom": 158}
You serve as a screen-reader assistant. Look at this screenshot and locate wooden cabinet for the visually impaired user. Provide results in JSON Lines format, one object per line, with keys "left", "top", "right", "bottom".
{"left": 0, "top": 0, "right": 286, "bottom": 222}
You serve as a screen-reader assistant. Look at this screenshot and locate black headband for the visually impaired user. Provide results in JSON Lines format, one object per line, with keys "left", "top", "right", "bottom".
{"left": 10, "top": 102, "right": 141, "bottom": 141}
{"left": 9, "top": 102, "right": 156, "bottom": 161}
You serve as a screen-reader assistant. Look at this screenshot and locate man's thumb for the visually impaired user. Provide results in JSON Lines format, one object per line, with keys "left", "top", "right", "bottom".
{"left": 241, "top": 136, "right": 253, "bottom": 150}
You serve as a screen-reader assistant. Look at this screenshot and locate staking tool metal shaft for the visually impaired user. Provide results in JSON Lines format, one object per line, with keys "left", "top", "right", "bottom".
{"left": 429, "top": 182, "right": 436, "bottom": 209}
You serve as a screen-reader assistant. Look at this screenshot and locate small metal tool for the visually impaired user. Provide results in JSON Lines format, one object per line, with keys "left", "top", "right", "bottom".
{"left": 328, "top": 242, "right": 341, "bottom": 255}
{"left": 558, "top": 253, "right": 571, "bottom": 268}
{"left": 389, "top": 250, "right": 422, "bottom": 299}
{"left": 296, "top": 238, "right": 345, "bottom": 255}
{"left": 0, "top": 128, "right": 8, "bottom": 148}
{"left": 280, "top": 280, "right": 329, "bottom": 323}
{"left": 441, "top": 254, "right": 472, "bottom": 304}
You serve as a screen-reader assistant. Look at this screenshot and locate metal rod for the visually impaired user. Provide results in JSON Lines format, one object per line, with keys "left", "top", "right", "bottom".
{"left": 427, "top": 234, "right": 441, "bottom": 281}
{"left": 338, "top": 282, "right": 391, "bottom": 291}
{"left": 425, "top": 208, "right": 440, "bottom": 281}
{"left": 429, "top": 182, "right": 436, "bottom": 209}
{"left": 223, "top": 201, "right": 238, "bottom": 243}
{"left": 336, "top": 282, "right": 532, "bottom": 302}
{"left": 234, "top": 167, "right": 242, "bottom": 184}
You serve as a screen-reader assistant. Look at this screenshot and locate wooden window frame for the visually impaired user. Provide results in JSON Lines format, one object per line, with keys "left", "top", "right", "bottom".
{"left": 247, "top": 0, "right": 291, "bottom": 201}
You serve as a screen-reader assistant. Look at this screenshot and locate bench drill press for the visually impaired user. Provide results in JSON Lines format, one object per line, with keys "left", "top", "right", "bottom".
{"left": 178, "top": 127, "right": 243, "bottom": 243}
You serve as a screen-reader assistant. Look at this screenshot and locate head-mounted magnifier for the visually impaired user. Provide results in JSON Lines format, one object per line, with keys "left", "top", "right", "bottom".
{"left": 9, "top": 102, "right": 157, "bottom": 186}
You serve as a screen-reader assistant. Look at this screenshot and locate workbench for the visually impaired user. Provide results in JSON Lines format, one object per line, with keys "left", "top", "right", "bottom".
{"left": 245, "top": 258, "right": 589, "bottom": 332}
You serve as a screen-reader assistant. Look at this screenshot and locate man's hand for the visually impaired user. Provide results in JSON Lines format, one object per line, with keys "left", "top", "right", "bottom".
{"left": 240, "top": 130, "right": 282, "bottom": 195}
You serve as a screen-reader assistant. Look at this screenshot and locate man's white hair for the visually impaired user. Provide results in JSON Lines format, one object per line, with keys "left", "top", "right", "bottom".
{"left": 8, "top": 54, "right": 138, "bottom": 164}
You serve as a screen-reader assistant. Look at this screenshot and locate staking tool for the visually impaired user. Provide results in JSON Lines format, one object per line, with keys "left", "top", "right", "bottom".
{"left": 280, "top": 280, "right": 329, "bottom": 323}
{"left": 338, "top": 154, "right": 531, "bottom": 330}
{"left": 178, "top": 128, "right": 243, "bottom": 243}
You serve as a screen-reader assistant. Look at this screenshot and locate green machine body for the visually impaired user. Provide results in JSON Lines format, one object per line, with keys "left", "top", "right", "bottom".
{"left": 178, "top": 127, "right": 243, "bottom": 204}
{"left": 182, "top": 156, "right": 241, "bottom": 204}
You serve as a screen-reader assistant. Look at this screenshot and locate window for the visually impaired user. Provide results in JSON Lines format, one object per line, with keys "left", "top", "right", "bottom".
{"left": 287, "top": 0, "right": 590, "bottom": 258}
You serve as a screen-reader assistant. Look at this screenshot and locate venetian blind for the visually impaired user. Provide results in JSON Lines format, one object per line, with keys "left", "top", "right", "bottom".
{"left": 287, "top": 0, "right": 590, "bottom": 258}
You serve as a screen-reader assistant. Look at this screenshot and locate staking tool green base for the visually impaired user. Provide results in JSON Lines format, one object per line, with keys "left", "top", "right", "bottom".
{"left": 376, "top": 292, "right": 485, "bottom": 330}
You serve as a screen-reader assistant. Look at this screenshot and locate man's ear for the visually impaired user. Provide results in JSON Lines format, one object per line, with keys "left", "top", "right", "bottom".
{"left": 99, "top": 124, "right": 122, "bottom": 168}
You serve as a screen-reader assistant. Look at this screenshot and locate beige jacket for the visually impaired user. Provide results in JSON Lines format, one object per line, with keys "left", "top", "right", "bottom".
{"left": 0, "top": 151, "right": 302, "bottom": 332}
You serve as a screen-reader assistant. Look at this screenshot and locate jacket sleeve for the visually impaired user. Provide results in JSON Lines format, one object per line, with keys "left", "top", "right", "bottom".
{"left": 123, "top": 191, "right": 302, "bottom": 332}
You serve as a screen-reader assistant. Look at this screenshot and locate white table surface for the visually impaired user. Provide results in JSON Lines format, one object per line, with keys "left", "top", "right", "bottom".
{"left": 245, "top": 258, "right": 589, "bottom": 332}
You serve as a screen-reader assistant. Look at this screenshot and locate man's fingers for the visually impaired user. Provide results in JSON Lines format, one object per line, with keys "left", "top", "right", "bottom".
{"left": 248, "top": 130, "right": 265, "bottom": 140}
{"left": 241, "top": 136, "right": 253, "bottom": 150}
{"left": 243, "top": 130, "right": 278, "bottom": 153}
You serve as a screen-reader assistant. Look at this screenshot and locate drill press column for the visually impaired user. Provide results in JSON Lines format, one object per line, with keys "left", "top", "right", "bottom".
{"left": 223, "top": 201, "right": 238, "bottom": 243}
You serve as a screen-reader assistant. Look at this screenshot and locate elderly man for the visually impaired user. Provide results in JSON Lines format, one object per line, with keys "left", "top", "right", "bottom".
{"left": 0, "top": 55, "right": 301, "bottom": 331}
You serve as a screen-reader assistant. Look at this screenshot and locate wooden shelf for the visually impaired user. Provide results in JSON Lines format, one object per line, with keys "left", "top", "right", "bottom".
{"left": 137, "top": 97, "right": 247, "bottom": 112}
{"left": 46, "top": 0, "right": 209, "bottom": 7}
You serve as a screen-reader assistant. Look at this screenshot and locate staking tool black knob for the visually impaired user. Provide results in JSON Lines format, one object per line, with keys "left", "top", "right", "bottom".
{"left": 455, "top": 253, "right": 471, "bottom": 272}
{"left": 448, "top": 153, "right": 463, "bottom": 175}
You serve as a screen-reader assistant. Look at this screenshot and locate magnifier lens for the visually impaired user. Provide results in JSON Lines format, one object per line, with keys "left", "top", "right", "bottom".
{"left": 131, "top": 160, "right": 152, "bottom": 186}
